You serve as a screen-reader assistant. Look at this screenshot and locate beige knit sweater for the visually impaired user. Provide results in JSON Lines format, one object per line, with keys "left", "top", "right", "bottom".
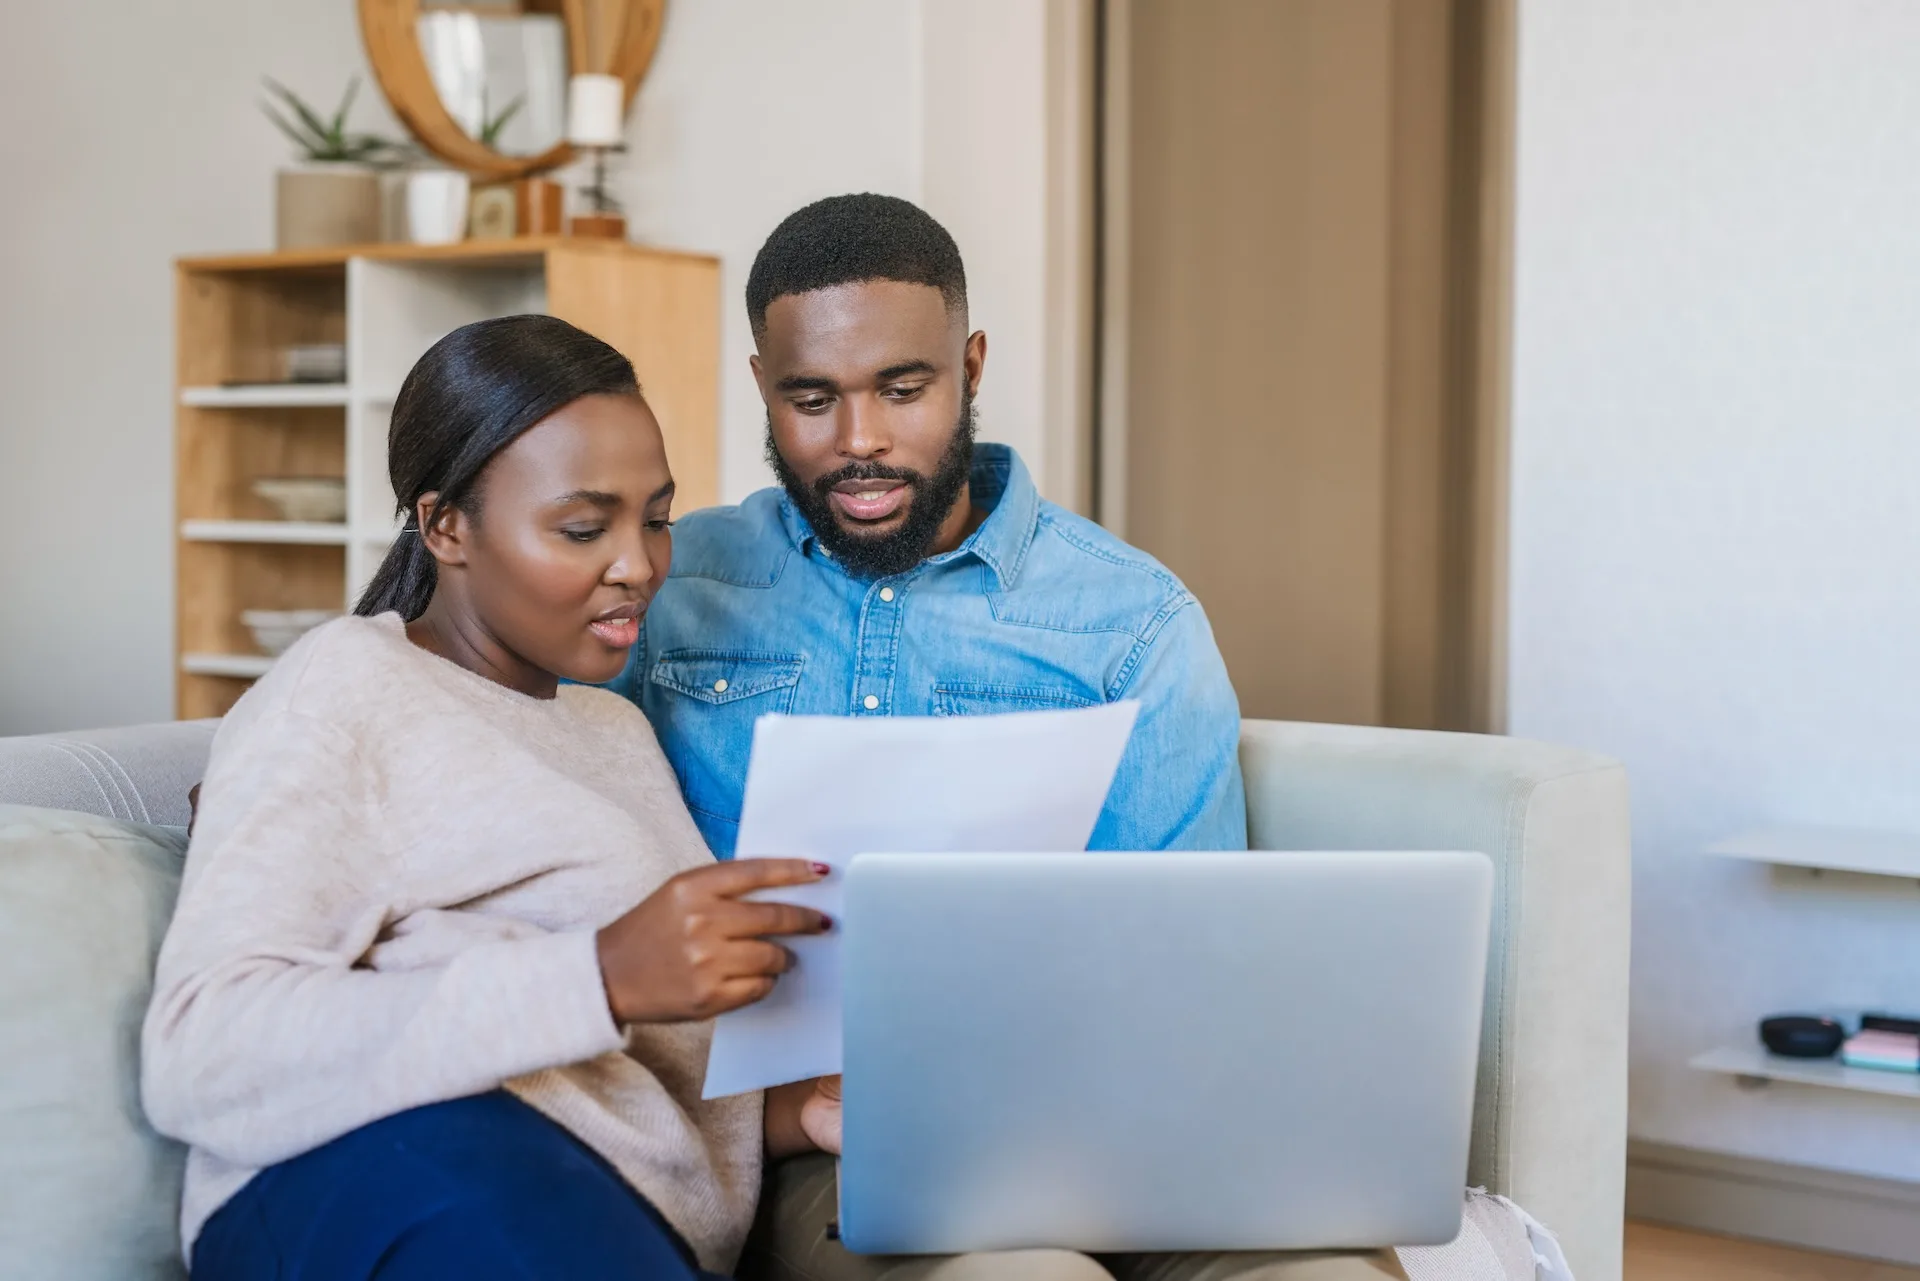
{"left": 141, "top": 613, "right": 762, "bottom": 1270}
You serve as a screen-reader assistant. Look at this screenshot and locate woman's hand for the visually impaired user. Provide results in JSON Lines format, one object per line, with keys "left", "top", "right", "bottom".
{"left": 766, "top": 1074, "right": 843, "bottom": 1159}
{"left": 596, "top": 859, "right": 830, "bottom": 1025}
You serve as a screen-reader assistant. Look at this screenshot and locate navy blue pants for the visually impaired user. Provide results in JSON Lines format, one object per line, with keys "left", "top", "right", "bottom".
{"left": 192, "top": 1091, "right": 727, "bottom": 1281}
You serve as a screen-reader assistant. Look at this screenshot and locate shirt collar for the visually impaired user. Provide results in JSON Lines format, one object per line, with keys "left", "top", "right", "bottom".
{"left": 774, "top": 442, "right": 1041, "bottom": 590}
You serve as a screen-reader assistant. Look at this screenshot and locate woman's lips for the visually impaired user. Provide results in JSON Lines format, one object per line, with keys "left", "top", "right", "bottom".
{"left": 589, "top": 617, "right": 641, "bottom": 647}
{"left": 829, "top": 482, "right": 909, "bottom": 522}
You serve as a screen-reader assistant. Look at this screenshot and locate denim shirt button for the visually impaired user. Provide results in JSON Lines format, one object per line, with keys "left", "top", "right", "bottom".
{"left": 879, "top": 587, "right": 895, "bottom": 603}
{"left": 863, "top": 695, "right": 880, "bottom": 710}
{"left": 712, "top": 679, "right": 728, "bottom": 694}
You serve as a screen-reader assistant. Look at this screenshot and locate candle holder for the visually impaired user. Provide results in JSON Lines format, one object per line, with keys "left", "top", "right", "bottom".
{"left": 566, "top": 73, "right": 628, "bottom": 240}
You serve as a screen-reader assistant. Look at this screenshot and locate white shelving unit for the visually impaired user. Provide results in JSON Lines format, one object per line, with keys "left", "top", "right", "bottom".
{"left": 180, "top": 384, "right": 353, "bottom": 408}
{"left": 1708, "top": 826, "right": 1920, "bottom": 881}
{"left": 180, "top": 653, "right": 277, "bottom": 679}
{"left": 175, "top": 237, "right": 719, "bottom": 718}
{"left": 1691, "top": 1043, "right": 1920, "bottom": 1101}
{"left": 180, "top": 520, "right": 352, "bottom": 546}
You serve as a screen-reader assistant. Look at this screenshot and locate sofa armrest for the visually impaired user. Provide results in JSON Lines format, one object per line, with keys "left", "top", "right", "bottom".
{"left": 1240, "top": 719, "right": 1630, "bottom": 1281}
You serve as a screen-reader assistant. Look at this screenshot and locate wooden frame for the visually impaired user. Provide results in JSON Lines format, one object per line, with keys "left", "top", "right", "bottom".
{"left": 358, "top": 0, "right": 666, "bottom": 181}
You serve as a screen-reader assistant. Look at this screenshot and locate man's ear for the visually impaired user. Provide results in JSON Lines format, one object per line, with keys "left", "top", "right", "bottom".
{"left": 749, "top": 352, "right": 768, "bottom": 404}
{"left": 416, "top": 493, "right": 471, "bottom": 568}
{"left": 963, "top": 330, "right": 988, "bottom": 400}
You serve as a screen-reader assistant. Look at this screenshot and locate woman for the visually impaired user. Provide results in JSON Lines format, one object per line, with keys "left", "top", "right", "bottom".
{"left": 142, "top": 315, "right": 841, "bottom": 1280}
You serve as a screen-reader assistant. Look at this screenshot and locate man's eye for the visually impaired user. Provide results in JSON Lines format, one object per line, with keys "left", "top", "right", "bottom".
{"left": 562, "top": 527, "right": 605, "bottom": 543}
{"left": 882, "top": 384, "right": 925, "bottom": 400}
{"left": 795, "top": 397, "right": 832, "bottom": 414}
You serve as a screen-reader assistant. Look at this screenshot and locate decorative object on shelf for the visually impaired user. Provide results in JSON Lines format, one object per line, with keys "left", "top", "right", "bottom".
{"left": 405, "top": 169, "right": 472, "bottom": 245}
{"left": 1842, "top": 1028, "right": 1920, "bottom": 1073}
{"left": 262, "top": 77, "right": 402, "bottom": 250}
{"left": 1758, "top": 1015, "right": 1845, "bottom": 1059}
{"left": 252, "top": 477, "right": 348, "bottom": 525}
{"left": 358, "top": 0, "right": 664, "bottom": 183}
{"left": 282, "top": 342, "right": 348, "bottom": 384}
{"left": 517, "top": 176, "right": 565, "bottom": 235}
{"left": 241, "top": 609, "right": 341, "bottom": 658}
{"left": 566, "top": 70, "right": 626, "bottom": 239}
{"left": 469, "top": 183, "right": 519, "bottom": 240}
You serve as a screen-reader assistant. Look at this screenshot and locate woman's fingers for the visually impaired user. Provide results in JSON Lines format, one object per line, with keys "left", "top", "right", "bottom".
{"left": 723, "top": 938, "right": 795, "bottom": 978}
{"left": 685, "top": 858, "right": 828, "bottom": 899}
{"left": 712, "top": 898, "right": 833, "bottom": 939}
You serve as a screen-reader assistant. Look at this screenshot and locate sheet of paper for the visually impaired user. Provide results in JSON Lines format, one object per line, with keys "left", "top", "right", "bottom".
{"left": 701, "top": 701, "right": 1139, "bottom": 1098}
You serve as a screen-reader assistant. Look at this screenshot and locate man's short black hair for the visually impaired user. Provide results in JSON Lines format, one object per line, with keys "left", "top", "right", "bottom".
{"left": 746, "top": 194, "right": 967, "bottom": 341}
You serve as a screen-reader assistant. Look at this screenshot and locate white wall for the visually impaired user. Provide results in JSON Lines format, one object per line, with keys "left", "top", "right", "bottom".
{"left": 1510, "top": 0, "right": 1920, "bottom": 1181}
{"left": 1, "top": 1, "right": 1066, "bottom": 734}
{"left": 0, "top": 2, "right": 396, "bottom": 735}
{"left": 624, "top": 0, "right": 1065, "bottom": 506}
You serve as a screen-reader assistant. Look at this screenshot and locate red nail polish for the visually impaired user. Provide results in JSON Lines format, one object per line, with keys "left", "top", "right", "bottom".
{"left": 811, "top": 862, "right": 831, "bottom": 876}
{"left": 818, "top": 914, "right": 834, "bottom": 930}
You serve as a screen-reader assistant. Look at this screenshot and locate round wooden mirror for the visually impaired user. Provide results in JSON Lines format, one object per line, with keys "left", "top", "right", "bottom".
{"left": 359, "top": 0, "right": 665, "bottom": 181}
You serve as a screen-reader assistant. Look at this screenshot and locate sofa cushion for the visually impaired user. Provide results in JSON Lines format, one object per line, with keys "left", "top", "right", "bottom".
{"left": 0, "top": 804, "right": 188, "bottom": 1280}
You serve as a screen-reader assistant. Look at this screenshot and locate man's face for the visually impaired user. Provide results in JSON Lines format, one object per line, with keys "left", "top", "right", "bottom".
{"left": 753, "top": 280, "right": 986, "bottom": 578}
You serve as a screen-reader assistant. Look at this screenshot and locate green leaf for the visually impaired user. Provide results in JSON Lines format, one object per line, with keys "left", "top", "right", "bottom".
{"left": 261, "top": 101, "right": 322, "bottom": 157}
{"left": 479, "top": 94, "right": 525, "bottom": 147}
{"left": 331, "top": 76, "right": 361, "bottom": 142}
{"left": 264, "top": 78, "right": 334, "bottom": 148}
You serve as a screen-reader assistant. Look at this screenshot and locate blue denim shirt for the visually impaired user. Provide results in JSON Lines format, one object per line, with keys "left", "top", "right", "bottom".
{"left": 607, "top": 444, "right": 1247, "bottom": 857}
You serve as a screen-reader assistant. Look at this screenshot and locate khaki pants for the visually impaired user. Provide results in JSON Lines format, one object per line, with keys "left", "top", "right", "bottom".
{"left": 738, "top": 1156, "right": 1408, "bottom": 1281}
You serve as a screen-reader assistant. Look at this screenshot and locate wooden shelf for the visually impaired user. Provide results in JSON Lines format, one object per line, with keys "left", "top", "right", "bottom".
{"left": 177, "top": 236, "right": 718, "bottom": 274}
{"left": 181, "top": 384, "right": 351, "bottom": 408}
{"left": 1709, "top": 827, "right": 1920, "bottom": 880}
{"left": 174, "top": 239, "right": 719, "bottom": 719}
{"left": 1692, "top": 1044, "right": 1920, "bottom": 1100}
{"left": 180, "top": 653, "right": 276, "bottom": 679}
{"left": 180, "top": 520, "right": 351, "bottom": 545}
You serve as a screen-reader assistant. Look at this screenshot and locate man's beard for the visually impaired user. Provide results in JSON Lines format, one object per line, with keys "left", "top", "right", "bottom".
{"left": 767, "top": 391, "right": 977, "bottom": 580}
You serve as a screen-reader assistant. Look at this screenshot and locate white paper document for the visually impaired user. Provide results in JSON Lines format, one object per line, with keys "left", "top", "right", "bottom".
{"left": 700, "top": 702, "right": 1139, "bottom": 1098}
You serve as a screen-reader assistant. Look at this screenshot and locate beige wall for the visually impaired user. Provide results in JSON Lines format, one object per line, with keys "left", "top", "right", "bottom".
{"left": 0, "top": 2, "right": 394, "bottom": 734}
{"left": 1, "top": 2, "right": 1071, "bottom": 735}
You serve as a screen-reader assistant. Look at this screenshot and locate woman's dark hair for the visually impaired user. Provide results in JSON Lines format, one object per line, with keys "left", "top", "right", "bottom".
{"left": 354, "top": 314, "right": 639, "bottom": 621}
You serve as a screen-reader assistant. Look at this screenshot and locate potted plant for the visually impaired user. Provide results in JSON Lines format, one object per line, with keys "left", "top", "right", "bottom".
{"left": 262, "top": 77, "right": 400, "bottom": 250}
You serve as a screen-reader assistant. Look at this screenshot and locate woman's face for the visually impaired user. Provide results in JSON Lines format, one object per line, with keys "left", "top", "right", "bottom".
{"left": 424, "top": 393, "right": 675, "bottom": 689}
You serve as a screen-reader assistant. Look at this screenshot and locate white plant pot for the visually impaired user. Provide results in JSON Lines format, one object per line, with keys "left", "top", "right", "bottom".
{"left": 406, "top": 170, "right": 472, "bottom": 246}
{"left": 276, "top": 163, "right": 382, "bottom": 250}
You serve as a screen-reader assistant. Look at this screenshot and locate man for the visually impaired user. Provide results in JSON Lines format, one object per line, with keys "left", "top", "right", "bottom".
{"left": 613, "top": 193, "right": 1247, "bottom": 858}
{"left": 613, "top": 197, "right": 1405, "bottom": 1281}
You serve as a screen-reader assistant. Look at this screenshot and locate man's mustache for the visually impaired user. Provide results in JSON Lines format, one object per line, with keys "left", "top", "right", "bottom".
{"left": 811, "top": 461, "right": 924, "bottom": 496}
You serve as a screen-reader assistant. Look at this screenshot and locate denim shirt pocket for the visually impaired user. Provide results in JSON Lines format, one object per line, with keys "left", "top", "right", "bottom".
{"left": 649, "top": 650, "right": 805, "bottom": 838}
{"left": 652, "top": 650, "right": 806, "bottom": 706}
{"left": 930, "top": 681, "right": 1100, "bottom": 717}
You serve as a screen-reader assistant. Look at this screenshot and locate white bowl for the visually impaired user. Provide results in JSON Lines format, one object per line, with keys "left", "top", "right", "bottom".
{"left": 253, "top": 476, "right": 347, "bottom": 524}
{"left": 240, "top": 609, "right": 340, "bottom": 657}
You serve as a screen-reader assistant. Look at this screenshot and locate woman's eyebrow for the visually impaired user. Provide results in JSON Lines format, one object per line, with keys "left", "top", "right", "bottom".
{"left": 649, "top": 480, "right": 677, "bottom": 504}
{"left": 552, "top": 489, "right": 623, "bottom": 508}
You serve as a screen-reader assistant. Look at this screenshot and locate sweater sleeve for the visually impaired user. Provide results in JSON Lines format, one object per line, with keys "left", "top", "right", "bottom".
{"left": 140, "top": 708, "right": 626, "bottom": 1169}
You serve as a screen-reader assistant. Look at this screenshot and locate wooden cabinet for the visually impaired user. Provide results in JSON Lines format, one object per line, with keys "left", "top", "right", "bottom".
{"left": 173, "top": 237, "right": 720, "bottom": 719}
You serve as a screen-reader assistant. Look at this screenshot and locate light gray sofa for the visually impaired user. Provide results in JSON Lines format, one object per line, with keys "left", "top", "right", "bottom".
{"left": 0, "top": 717, "right": 1630, "bottom": 1280}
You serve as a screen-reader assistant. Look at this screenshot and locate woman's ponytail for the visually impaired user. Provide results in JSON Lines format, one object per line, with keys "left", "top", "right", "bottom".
{"left": 353, "top": 527, "right": 440, "bottom": 621}
{"left": 346, "top": 315, "right": 638, "bottom": 622}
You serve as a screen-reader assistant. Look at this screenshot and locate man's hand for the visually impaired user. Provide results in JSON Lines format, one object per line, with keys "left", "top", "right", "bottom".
{"left": 800, "top": 1073, "right": 842, "bottom": 1155}
{"left": 766, "top": 1074, "right": 843, "bottom": 1159}
{"left": 595, "top": 859, "right": 831, "bottom": 1025}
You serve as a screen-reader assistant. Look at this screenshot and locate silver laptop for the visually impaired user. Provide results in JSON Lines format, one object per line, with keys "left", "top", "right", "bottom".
{"left": 838, "top": 850, "right": 1492, "bottom": 1256}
